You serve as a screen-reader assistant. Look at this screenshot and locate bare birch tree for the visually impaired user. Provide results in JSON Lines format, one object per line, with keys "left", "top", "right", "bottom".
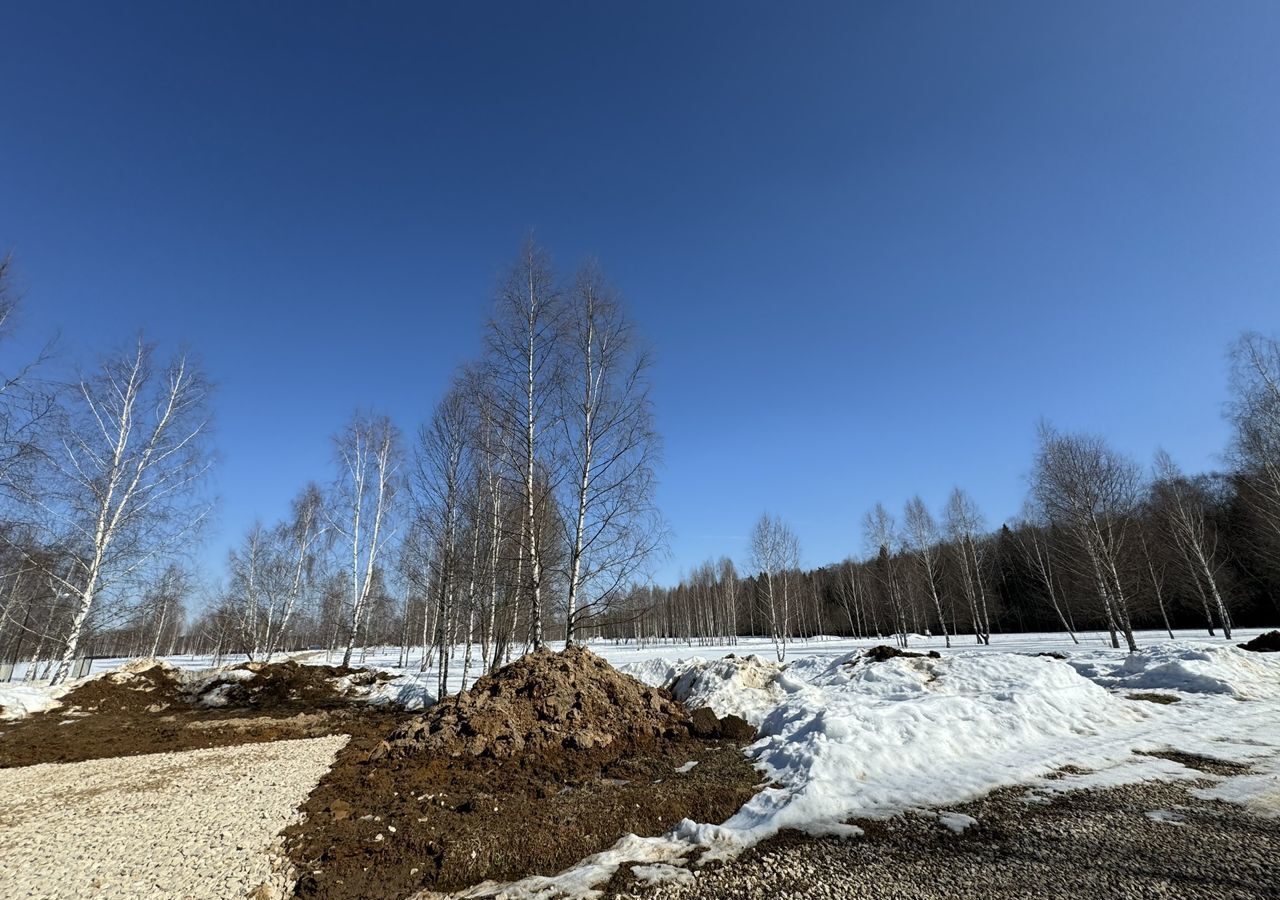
{"left": 1227, "top": 332, "right": 1280, "bottom": 580}
{"left": 902, "top": 496, "right": 950, "bottom": 647}
{"left": 1152, "top": 450, "right": 1231, "bottom": 637}
{"left": 412, "top": 381, "right": 472, "bottom": 695}
{"left": 1031, "top": 423, "right": 1140, "bottom": 652}
{"left": 22, "top": 339, "right": 213, "bottom": 683}
{"left": 331, "top": 412, "right": 400, "bottom": 668}
{"left": 484, "top": 239, "right": 564, "bottom": 651}
{"left": 863, "top": 503, "right": 910, "bottom": 647}
{"left": 559, "top": 261, "right": 663, "bottom": 645}
{"left": 944, "top": 488, "right": 992, "bottom": 645}
{"left": 749, "top": 512, "right": 799, "bottom": 661}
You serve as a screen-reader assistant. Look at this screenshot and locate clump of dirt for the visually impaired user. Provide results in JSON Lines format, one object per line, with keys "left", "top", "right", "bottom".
{"left": 1035, "top": 651, "right": 1069, "bottom": 660}
{"left": 1239, "top": 630, "right": 1280, "bottom": 653}
{"left": 372, "top": 646, "right": 687, "bottom": 760}
{"left": 688, "top": 706, "right": 758, "bottom": 742}
{"left": 1126, "top": 692, "right": 1181, "bottom": 705}
{"left": 286, "top": 647, "right": 762, "bottom": 899}
{"left": 856, "top": 645, "right": 942, "bottom": 663}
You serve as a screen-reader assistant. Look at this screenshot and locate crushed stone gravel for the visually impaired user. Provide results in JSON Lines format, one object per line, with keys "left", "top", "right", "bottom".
{"left": 0, "top": 734, "right": 348, "bottom": 899}
{"left": 609, "top": 777, "right": 1280, "bottom": 900}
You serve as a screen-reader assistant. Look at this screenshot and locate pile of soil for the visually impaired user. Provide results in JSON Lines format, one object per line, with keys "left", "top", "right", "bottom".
{"left": 285, "top": 647, "right": 762, "bottom": 899}
{"left": 1239, "top": 630, "right": 1280, "bottom": 653}
{"left": 0, "top": 660, "right": 403, "bottom": 768}
{"left": 857, "top": 645, "right": 942, "bottom": 663}
{"left": 191, "top": 660, "right": 392, "bottom": 710}
{"left": 56, "top": 659, "right": 188, "bottom": 715}
{"left": 372, "top": 646, "right": 688, "bottom": 760}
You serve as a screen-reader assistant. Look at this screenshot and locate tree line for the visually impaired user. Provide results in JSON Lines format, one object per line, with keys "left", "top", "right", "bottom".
{"left": 0, "top": 242, "right": 663, "bottom": 687}
{"left": 596, "top": 334, "right": 1280, "bottom": 661}
{"left": 1, "top": 241, "right": 1277, "bottom": 683}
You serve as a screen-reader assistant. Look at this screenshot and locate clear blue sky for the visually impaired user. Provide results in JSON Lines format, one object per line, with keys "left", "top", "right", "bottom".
{"left": 2, "top": 1, "right": 1278, "bottom": 585}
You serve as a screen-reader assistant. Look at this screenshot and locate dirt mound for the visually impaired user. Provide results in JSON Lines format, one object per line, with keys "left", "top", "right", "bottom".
{"left": 59, "top": 660, "right": 186, "bottom": 714}
{"left": 688, "top": 706, "right": 758, "bottom": 741}
{"left": 858, "top": 645, "right": 942, "bottom": 663}
{"left": 1239, "top": 631, "right": 1280, "bottom": 653}
{"left": 287, "top": 647, "right": 762, "bottom": 898}
{"left": 373, "top": 645, "right": 687, "bottom": 760}
{"left": 190, "top": 660, "right": 388, "bottom": 711}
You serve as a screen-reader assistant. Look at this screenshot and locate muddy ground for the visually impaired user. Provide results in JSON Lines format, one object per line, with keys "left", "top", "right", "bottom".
{"left": 284, "top": 647, "right": 762, "bottom": 900}
{"left": 0, "top": 660, "right": 406, "bottom": 768}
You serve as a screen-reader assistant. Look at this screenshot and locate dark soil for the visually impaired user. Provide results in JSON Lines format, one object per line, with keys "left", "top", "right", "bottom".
{"left": 285, "top": 647, "right": 762, "bottom": 900}
{"left": 1239, "top": 630, "right": 1280, "bottom": 653}
{"left": 373, "top": 646, "right": 688, "bottom": 760}
{"left": 856, "top": 645, "right": 941, "bottom": 663}
{"left": 0, "top": 660, "right": 403, "bottom": 768}
{"left": 1136, "top": 749, "right": 1253, "bottom": 777}
{"left": 1127, "top": 692, "right": 1182, "bottom": 705}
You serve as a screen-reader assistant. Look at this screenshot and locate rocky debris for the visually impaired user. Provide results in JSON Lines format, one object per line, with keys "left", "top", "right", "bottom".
{"left": 372, "top": 645, "right": 690, "bottom": 761}
{"left": 687, "top": 706, "right": 758, "bottom": 742}
{"left": 1238, "top": 630, "right": 1280, "bottom": 653}
{"left": 1035, "top": 651, "right": 1069, "bottom": 660}
{"left": 856, "top": 645, "right": 942, "bottom": 664}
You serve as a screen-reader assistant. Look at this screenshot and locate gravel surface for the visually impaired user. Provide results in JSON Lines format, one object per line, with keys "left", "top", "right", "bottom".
{"left": 611, "top": 777, "right": 1280, "bottom": 900}
{"left": 0, "top": 735, "right": 348, "bottom": 899}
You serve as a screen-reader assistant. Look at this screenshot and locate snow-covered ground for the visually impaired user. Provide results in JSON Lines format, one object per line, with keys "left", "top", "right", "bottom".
{"left": 4, "top": 627, "right": 1278, "bottom": 899}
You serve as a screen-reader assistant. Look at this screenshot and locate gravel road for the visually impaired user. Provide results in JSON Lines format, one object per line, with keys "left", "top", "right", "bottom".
{"left": 0, "top": 734, "right": 348, "bottom": 899}
{"left": 611, "top": 777, "right": 1280, "bottom": 900}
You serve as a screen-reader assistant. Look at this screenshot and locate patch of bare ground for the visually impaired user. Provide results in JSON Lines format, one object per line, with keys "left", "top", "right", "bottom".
{"left": 284, "top": 647, "right": 761, "bottom": 900}
{"left": 0, "top": 660, "right": 407, "bottom": 768}
{"left": 610, "top": 777, "right": 1280, "bottom": 900}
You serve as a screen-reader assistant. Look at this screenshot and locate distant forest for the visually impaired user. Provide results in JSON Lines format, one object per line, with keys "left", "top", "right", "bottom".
{"left": 1, "top": 245, "right": 1278, "bottom": 684}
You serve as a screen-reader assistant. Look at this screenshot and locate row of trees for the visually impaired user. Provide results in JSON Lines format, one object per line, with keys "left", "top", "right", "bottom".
{"left": 599, "top": 333, "right": 1280, "bottom": 660}
{"left": 0, "top": 242, "right": 665, "bottom": 688}
{"left": 2, "top": 238, "right": 1276, "bottom": 681}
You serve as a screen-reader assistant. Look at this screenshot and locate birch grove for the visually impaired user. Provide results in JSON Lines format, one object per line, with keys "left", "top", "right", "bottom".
{"left": 25, "top": 340, "right": 212, "bottom": 683}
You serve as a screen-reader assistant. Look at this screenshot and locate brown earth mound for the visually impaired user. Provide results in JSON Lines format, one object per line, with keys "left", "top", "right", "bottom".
{"left": 1239, "top": 630, "right": 1280, "bottom": 653}
{"left": 192, "top": 660, "right": 391, "bottom": 710}
{"left": 372, "top": 646, "right": 687, "bottom": 760}
{"left": 56, "top": 659, "right": 188, "bottom": 714}
{"left": 858, "top": 645, "right": 942, "bottom": 663}
{"left": 286, "top": 647, "right": 762, "bottom": 899}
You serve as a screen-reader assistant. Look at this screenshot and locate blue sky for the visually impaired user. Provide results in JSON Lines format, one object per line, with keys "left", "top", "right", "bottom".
{"left": 2, "top": 1, "right": 1278, "bottom": 585}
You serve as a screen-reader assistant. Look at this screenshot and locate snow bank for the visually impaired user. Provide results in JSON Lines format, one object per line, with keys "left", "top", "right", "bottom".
{"left": 0, "top": 682, "right": 68, "bottom": 720}
{"left": 363, "top": 672, "right": 436, "bottom": 710}
{"left": 1069, "top": 642, "right": 1280, "bottom": 700}
{"left": 677, "top": 651, "right": 1149, "bottom": 851}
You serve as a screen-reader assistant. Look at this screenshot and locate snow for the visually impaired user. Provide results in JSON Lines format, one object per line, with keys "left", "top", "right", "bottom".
{"left": 673, "top": 761, "right": 698, "bottom": 774}
{"left": 0, "top": 681, "right": 71, "bottom": 720}
{"left": 935, "top": 811, "right": 978, "bottom": 833}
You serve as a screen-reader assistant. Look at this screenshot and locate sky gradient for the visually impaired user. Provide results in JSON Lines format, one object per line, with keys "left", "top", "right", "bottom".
{"left": 2, "top": 1, "right": 1278, "bottom": 585}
